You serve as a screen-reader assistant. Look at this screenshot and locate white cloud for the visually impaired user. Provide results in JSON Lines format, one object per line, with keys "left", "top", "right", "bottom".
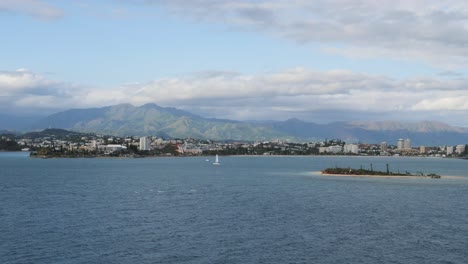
{"left": 0, "top": 0, "right": 63, "bottom": 20}
{"left": 0, "top": 69, "right": 57, "bottom": 95}
{"left": 103, "top": 68, "right": 468, "bottom": 124}
{"left": 2, "top": 68, "right": 468, "bottom": 125}
{"left": 130, "top": 0, "right": 468, "bottom": 67}
{"left": 0, "top": 69, "right": 82, "bottom": 114}
{"left": 412, "top": 95, "right": 468, "bottom": 111}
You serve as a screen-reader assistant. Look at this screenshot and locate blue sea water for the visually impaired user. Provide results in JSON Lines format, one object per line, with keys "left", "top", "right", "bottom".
{"left": 1, "top": 153, "right": 467, "bottom": 264}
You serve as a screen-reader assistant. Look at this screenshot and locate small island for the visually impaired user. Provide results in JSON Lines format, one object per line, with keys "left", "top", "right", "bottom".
{"left": 321, "top": 164, "right": 441, "bottom": 179}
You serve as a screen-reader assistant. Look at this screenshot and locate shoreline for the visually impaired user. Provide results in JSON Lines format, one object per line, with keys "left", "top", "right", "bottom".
{"left": 25, "top": 154, "right": 461, "bottom": 159}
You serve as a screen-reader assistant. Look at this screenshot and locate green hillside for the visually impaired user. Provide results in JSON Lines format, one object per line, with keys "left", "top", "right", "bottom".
{"left": 35, "top": 104, "right": 291, "bottom": 140}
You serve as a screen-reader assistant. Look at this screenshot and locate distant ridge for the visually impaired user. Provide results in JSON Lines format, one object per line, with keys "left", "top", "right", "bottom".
{"left": 22, "top": 128, "right": 89, "bottom": 140}
{"left": 32, "top": 103, "right": 468, "bottom": 145}
{"left": 34, "top": 104, "right": 289, "bottom": 141}
{"left": 268, "top": 119, "right": 468, "bottom": 145}
{"left": 347, "top": 120, "right": 466, "bottom": 133}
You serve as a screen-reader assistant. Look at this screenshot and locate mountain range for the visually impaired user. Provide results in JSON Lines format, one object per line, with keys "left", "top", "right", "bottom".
{"left": 22, "top": 103, "right": 468, "bottom": 146}
{"left": 33, "top": 104, "right": 289, "bottom": 141}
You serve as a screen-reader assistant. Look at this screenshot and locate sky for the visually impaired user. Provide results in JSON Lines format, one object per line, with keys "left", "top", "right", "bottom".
{"left": 1, "top": 0, "right": 468, "bottom": 126}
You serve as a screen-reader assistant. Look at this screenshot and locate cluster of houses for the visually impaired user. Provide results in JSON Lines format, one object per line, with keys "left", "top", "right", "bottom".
{"left": 1, "top": 131, "right": 467, "bottom": 157}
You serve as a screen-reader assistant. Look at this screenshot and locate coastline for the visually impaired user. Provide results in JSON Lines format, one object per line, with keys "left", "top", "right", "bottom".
{"left": 26, "top": 154, "right": 459, "bottom": 159}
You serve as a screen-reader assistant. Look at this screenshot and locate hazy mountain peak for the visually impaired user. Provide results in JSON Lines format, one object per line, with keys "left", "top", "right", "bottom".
{"left": 284, "top": 118, "right": 305, "bottom": 123}
{"left": 31, "top": 104, "right": 468, "bottom": 144}
{"left": 140, "top": 103, "right": 162, "bottom": 109}
{"left": 33, "top": 104, "right": 286, "bottom": 140}
{"left": 347, "top": 120, "right": 463, "bottom": 133}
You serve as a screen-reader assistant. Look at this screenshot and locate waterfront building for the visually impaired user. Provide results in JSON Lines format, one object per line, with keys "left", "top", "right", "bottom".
{"left": 103, "top": 144, "right": 127, "bottom": 153}
{"left": 344, "top": 144, "right": 359, "bottom": 154}
{"left": 455, "top": 145, "right": 466, "bottom": 155}
{"left": 318, "top": 147, "right": 328, "bottom": 153}
{"left": 397, "top": 139, "right": 404, "bottom": 150}
{"left": 420, "top": 146, "right": 426, "bottom": 154}
{"left": 328, "top": 145, "right": 343, "bottom": 153}
{"left": 446, "top": 146, "right": 454, "bottom": 155}
{"left": 404, "top": 138, "right": 411, "bottom": 149}
{"left": 380, "top": 142, "right": 387, "bottom": 152}
{"left": 139, "top": 137, "right": 150, "bottom": 151}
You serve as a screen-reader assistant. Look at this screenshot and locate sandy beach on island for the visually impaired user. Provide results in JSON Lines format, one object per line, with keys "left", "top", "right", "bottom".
{"left": 312, "top": 171, "right": 464, "bottom": 179}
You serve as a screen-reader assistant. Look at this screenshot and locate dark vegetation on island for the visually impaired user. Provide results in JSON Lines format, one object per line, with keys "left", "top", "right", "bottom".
{"left": 322, "top": 164, "right": 441, "bottom": 178}
{"left": 0, "top": 135, "right": 21, "bottom": 151}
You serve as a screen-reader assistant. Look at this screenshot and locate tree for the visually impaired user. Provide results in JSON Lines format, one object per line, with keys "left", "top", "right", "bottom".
{"left": 0, "top": 139, "right": 21, "bottom": 151}
{"left": 463, "top": 145, "right": 468, "bottom": 156}
{"left": 162, "top": 143, "right": 178, "bottom": 156}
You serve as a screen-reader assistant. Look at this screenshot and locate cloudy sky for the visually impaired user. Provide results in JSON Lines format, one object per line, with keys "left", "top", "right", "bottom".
{"left": 1, "top": 0, "right": 468, "bottom": 125}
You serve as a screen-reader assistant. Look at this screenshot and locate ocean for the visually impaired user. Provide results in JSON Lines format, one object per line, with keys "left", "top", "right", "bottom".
{"left": 1, "top": 152, "right": 467, "bottom": 263}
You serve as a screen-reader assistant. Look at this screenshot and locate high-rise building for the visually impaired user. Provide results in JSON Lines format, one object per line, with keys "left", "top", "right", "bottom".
{"left": 404, "top": 138, "right": 411, "bottom": 149}
{"left": 139, "top": 137, "right": 150, "bottom": 151}
{"left": 419, "top": 146, "right": 426, "bottom": 154}
{"left": 380, "top": 142, "right": 387, "bottom": 152}
{"left": 446, "top": 146, "right": 454, "bottom": 155}
{"left": 455, "top": 145, "right": 466, "bottom": 155}
{"left": 397, "top": 139, "right": 404, "bottom": 150}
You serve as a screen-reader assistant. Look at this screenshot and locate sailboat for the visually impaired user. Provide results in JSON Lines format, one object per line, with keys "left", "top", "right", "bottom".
{"left": 213, "top": 154, "right": 220, "bottom": 165}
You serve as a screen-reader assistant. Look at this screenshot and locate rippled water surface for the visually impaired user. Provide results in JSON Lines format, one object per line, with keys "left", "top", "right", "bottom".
{"left": 1, "top": 153, "right": 467, "bottom": 263}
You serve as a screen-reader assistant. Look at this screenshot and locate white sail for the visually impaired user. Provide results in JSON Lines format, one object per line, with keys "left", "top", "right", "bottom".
{"left": 213, "top": 154, "right": 220, "bottom": 165}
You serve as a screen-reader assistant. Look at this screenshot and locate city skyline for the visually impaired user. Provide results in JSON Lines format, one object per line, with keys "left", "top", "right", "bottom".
{"left": 2, "top": 1, "right": 468, "bottom": 126}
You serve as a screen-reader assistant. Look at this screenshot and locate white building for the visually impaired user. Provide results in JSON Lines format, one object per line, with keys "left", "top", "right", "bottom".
{"left": 446, "top": 146, "right": 454, "bottom": 155}
{"left": 380, "top": 142, "right": 387, "bottom": 152}
{"left": 397, "top": 139, "right": 404, "bottom": 150}
{"left": 103, "top": 144, "right": 127, "bottom": 153}
{"left": 327, "top": 145, "right": 343, "bottom": 153}
{"left": 139, "top": 137, "right": 150, "bottom": 151}
{"left": 318, "top": 145, "right": 343, "bottom": 154}
{"left": 404, "top": 138, "right": 411, "bottom": 149}
{"left": 318, "top": 147, "right": 328, "bottom": 153}
{"left": 455, "top": 145, "right": 465, "bottom": 155}
{"left": 344, "top": 144, "right": 359, "bottom": 154}
{"left": 180, "top": 144, "right": 203, "bottom": 155}
{"left": 420, "top": 146, "right": 426, "bottom": 154}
